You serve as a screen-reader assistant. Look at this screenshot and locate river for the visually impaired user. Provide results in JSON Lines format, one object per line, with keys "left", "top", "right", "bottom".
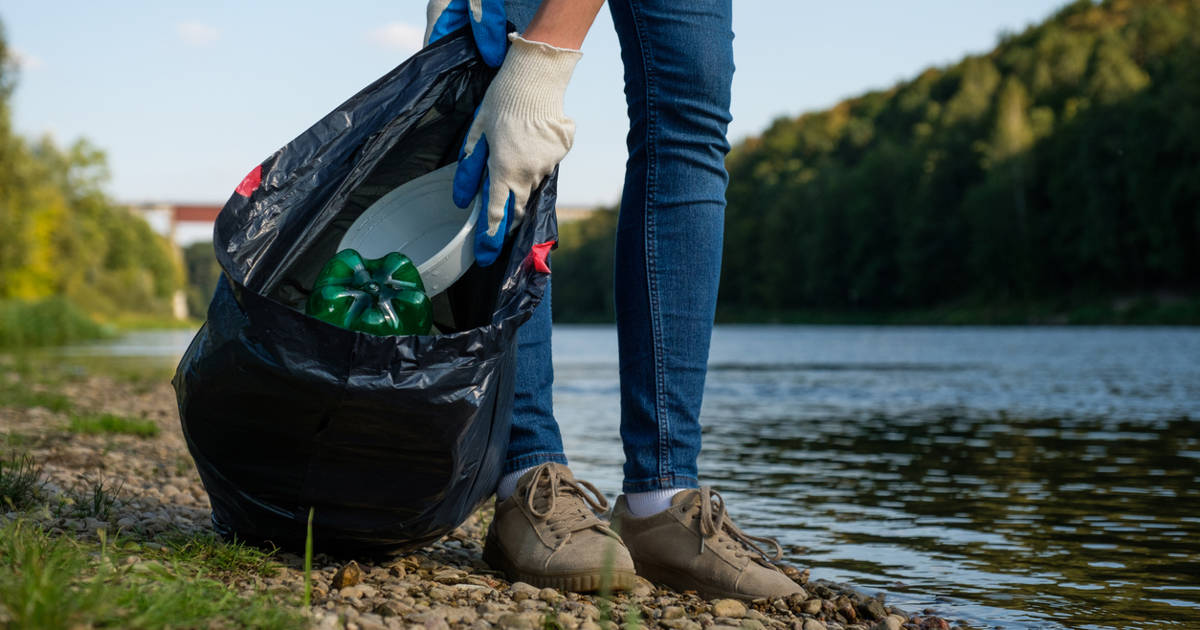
{"left": 57, "top": 325, "right": 1200, "bottom": 629}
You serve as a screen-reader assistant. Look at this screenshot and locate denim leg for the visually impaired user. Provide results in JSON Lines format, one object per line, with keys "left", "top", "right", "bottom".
{"left": 609, "top": 0, "right": 734, "bottom": 493}
{"left": 507, "top": 278, "right": 568, "bottom": 473}
{"left": 504, "top": 0, "right": 540, "bottom": 34}
{"left": 503, "top": 0, "right": 568, "bottom": 474}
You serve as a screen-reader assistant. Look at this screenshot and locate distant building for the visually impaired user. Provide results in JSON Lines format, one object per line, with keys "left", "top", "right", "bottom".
{"left": 127, "top": 202, "right": 222, "bottom": 247}
{"left": 127, "top": 201, "right": 600, "bottom": 250}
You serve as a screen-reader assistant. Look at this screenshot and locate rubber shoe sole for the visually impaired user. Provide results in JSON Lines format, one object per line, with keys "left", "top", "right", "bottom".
{"left": 483, "top": 535, "right": 636, "bottom": 593}
{"left": 631, "top": 557, "right": 749, "bottom": 600}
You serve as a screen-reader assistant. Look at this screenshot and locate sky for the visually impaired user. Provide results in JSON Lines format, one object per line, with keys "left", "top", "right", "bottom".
{"left": 3, "top": 1, "right": 1070, "bottom": 207}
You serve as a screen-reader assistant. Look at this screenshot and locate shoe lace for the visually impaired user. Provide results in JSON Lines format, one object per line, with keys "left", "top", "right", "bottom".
{"left": 695, "top": 487, "right": 783, "bottom": 563}
{"left": 523, "top": 464, "right": 613, "bottom": 545}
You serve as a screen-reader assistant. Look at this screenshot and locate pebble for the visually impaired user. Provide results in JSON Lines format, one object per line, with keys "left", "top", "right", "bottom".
{"left": 871, "top": 618, "right": 901, "bottom": 630}
{"left": 509, "top": 581, "right": 539, "bottom": 601}
{"left": 0, "top": 371, "right": 958, "bottom": 630}
{"left": 713, "top": 598, "right": 748, "bottom": 618}
{"left": 662, "top": 605, "right": 687, "bottom": 620}
{"left": 331, "top": 561, "right": 363, "bottom": 589}
{"left": 859, "top": 599, "right": 887, "bottom": 620}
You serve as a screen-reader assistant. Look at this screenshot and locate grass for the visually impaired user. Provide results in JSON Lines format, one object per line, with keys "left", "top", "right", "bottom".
{"left": 0, "top": 381, "right": 73, "bottom": 413}
{"left": 0, "top": 452, "right": 44, "bottom": 510}
{"left": 0, "top": 520, "right": 304, "bottom": 629}
{"left": 152, "top": 533, "right": 280, "bottom": 581}
{"left": 304, "top": 507, "right": 315, "bottom": 608}
{"left": 67, "top": 412, "right": 160, "bottom": 438}
{"left": 53, "top": 475, "right": 122, "bottom": 521}
{"left": 0, "top": 297, "right": 112, "bottom": 349}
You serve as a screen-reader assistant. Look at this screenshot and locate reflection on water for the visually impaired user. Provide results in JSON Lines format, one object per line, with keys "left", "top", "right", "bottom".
{"left": 58, "top": 325, "right": 1200, "bottom": 629}
{"left": 56, "top": 329, "right": 199, "bottom": 358}
{"left": 553, "top": 326, "right": 1200, "bottom": 630}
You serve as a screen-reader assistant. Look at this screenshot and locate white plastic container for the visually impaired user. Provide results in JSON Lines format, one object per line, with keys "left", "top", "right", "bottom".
{"left": 338, "top": 164, "right": 478, "bottom": 297}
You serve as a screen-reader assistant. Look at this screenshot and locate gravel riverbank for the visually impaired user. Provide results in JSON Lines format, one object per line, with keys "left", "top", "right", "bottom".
{"left": 0, "top": 367, "right": 960, "bottom": 630}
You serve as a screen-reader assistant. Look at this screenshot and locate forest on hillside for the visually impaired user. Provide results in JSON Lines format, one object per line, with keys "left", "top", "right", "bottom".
{"left": 552, "top": 0, "right": 1200, "bottom": 323}
{"left": 0, "top": 21, "right": 184, "bottom": 344}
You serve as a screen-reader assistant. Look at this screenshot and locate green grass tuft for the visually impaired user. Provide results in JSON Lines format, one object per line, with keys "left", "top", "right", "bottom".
{"left": 53, "top": 475, "right": 122, "bottom": 521}
{"left": 67, "top": 412, "right": 159, "bottom": 438}
{"left": 0, "top": 520, "right": 303, "bottom": 629}
{"left": 303, "top": 506, "right": 315, "bottom": 608}
{"left": 0, "top": 452, "right": 44, "bottom": 510}
{"left": 153, "top": 533, "right": 279, "bottom": 581}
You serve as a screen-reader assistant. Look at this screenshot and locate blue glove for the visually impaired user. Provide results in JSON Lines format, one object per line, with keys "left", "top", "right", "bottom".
{"left": 450, "top": 35, "right": 582, "bottom": 267}
{"left": 423, "top": 0, "right": 508, "bottom": 68}
{"left": 452, "top": 133, "right": 510, "bottom": 267}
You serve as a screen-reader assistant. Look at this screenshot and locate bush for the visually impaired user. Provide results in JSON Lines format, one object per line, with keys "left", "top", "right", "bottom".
{"left": 0, "top": 297, "right": 109, "bottom": 348}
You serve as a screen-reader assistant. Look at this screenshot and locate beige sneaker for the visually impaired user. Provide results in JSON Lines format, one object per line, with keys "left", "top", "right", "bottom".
{"left": 612, "top": 487, "right": 802, "bottom": 600}
{"left": 483, "top": 463, "right": 636, "bottom": 592}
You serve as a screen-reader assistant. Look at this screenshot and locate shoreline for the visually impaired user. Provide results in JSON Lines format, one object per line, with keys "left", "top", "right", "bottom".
{"left": 0, "top": 361, "right": 960, "bottom": 630}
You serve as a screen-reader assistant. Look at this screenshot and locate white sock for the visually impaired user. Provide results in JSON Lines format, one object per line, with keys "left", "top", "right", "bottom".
{"left": 496, "top": 466, "right": 536, "bottom": 501}
{"left": 625, "top": 488, "right": 684, "bottom": 517}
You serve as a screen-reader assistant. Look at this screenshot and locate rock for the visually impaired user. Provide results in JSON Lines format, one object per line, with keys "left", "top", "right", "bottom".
{"left": 433, "top": 569, "right": 466, "bottom": 584}
{"left": 870, "top": 618, "right": 901, "bottom": 630}
{"left": 331, "top": 561, "right": 363, "bottom": 589}
{"left": 782, "top": 566, "right": 810, "bottom": 585}
{"left": 858, "top": 600, "right": 887, "bottom": 621}
{"left": 428, "top": 586, "right": 455, "bottom": 601}
{"left": 802, "top": 599, "right": 822, "bottom": 615}
{"left": 662, "top": 606, "right": 687, "bottom": 620}
{"left": 497, "top": 613, "right": 534, "bottom": 630}
{"left": 713, "top": 598, "right": 748, "bottom": 618}
{"left": 632, "top": 577, "right": 656, "bottom": 598}
{"left": 557, "top": 611, "right": 580, "bottom": 630}
{"left": 517, "top": 599, "right": 543, "bottom": 612}
{"left": 356, "top": 615, "right": 390, "bottom": 630}
{"left": 372, "top": 601, "right": 407, "bottom": 617}
{"left": 338, "top": 585, "right": 367, "bottom": 599}
{"left": 539, "top": 587, "right": 562, "bottom": 603}
{"left": 741, "top": 620, "right": 767, "bottom": 630}
{"left": 803, "top": 621, "right": 827, "bottom": 630}
{"left": 509, "top": 581, "right": 540, "bottom": 601}
{"left": 580, "top": 603, "right": 602, "bottom": 620}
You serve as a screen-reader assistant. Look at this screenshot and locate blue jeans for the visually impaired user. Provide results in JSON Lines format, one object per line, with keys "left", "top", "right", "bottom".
{"left": 505, "top": 0, "right": 733, "bottom": 493}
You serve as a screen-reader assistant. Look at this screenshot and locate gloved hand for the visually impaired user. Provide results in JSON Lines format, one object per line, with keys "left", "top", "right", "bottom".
{"left": 453, "top": 33, "right": 582, "bottom": 266}
{"left": 424, "top": 0, "right": 507, "bottom": 68}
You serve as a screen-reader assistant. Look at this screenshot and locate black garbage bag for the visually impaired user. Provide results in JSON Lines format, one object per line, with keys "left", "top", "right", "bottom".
{"left": 172, "top": 27, "right": 558, "bottom": 556}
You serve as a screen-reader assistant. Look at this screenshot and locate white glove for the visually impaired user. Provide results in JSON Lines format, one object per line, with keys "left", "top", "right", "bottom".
{"left": 453, "top": 33, "right": 582, "bottom": 265}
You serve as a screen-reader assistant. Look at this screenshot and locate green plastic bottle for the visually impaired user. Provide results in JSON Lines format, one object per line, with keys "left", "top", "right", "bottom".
{"left": 305, "top": 249, "right": 432, "bottom": 336}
